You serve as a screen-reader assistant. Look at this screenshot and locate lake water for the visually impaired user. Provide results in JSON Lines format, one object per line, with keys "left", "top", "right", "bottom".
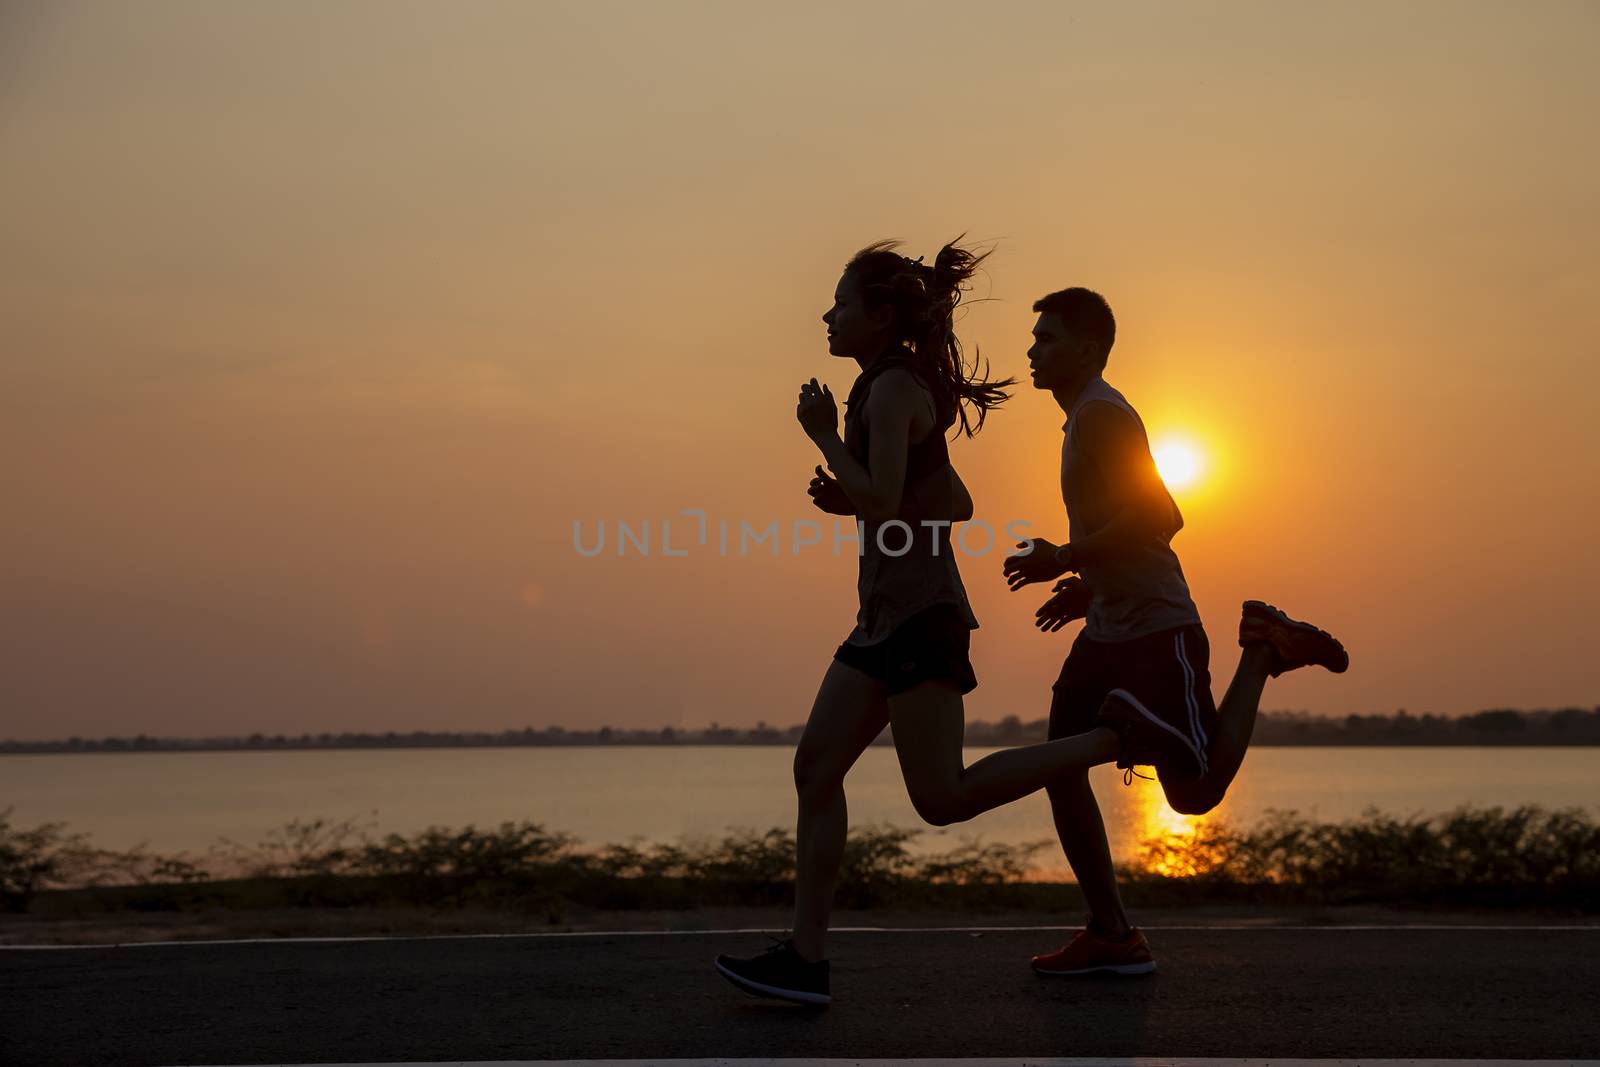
{"left": 3, "top": 746, "right": 1595, "bottom": 881}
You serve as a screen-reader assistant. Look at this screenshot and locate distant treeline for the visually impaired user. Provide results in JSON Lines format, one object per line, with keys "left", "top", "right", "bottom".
{"left": 3, "top": 707, "right": 1598, "bottom": 754}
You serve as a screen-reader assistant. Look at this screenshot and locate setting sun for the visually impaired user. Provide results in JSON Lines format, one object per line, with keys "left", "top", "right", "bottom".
{"left": 1152, "top": 437, "right": 1206, "bottom": 491}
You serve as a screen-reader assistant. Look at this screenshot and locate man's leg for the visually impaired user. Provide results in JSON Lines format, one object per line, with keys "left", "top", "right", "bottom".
{"left": 1161, "top": 642, "right": 1273, "bottom": 815}
{"left": 1044, "top": 640, "right": 1131, "bottom": 936}
{"left": 1035, "top": 659, "right": 1154, "bottom": 975}
{"left": 1162, "top": 604, "right": 1348, "bottom": 815}
{"left": 1046, "top": 773, "right": 1131, "bottom": 936}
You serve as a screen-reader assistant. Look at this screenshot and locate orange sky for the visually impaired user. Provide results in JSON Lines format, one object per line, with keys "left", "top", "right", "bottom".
{"left": 3, "top": 1, "right": 1597, "bottom": 740}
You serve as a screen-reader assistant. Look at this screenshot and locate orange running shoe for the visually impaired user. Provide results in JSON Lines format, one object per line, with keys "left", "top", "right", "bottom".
{"left": 1239, "top": 600, "right": 1349, "bottom": 677}
{"left": 1031, "top": 920, "right": 1156, "bottom": 977}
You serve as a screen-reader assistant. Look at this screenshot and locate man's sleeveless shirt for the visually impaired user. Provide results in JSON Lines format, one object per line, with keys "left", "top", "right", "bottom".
{"left": 1061, "top": 377, "right": 1200, "bottom": 642}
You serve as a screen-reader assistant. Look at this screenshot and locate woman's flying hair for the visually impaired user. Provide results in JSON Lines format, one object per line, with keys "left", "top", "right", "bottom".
{"left": 843, "top": 235, "right": 1016, "bottom": 437}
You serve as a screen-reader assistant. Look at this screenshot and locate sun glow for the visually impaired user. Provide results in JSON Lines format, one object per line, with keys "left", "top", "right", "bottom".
{"left": 1132, "top": 780, "right": 1222, "bottom": 879}
{"left": 1152, "top": 437, "right": 1206, "bottom": 492}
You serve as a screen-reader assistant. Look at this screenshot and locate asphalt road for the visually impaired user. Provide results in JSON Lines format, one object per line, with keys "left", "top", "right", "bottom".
{"left": 3, "top": 926, "right": 1596, "bottom": 1065}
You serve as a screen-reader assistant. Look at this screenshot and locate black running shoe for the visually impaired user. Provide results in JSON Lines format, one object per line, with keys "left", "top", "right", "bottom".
{"left": 714, "top": 935, "right": 831, "bottom": 1005}
{"left": 1095, "top": 687, "right": 1207, "bottom": 780}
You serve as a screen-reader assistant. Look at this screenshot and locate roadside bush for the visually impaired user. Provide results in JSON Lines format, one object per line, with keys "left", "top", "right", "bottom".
{"left": 1124, "top": 805, "right": 1600, "bottom": 908}
{"left": 8, "top": 805, "right": 1596, "bottom": 916}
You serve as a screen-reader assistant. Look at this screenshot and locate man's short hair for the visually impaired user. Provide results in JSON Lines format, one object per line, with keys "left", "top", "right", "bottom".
{"left": 1032, "top": 288, "right": 1115, "bottom": 366}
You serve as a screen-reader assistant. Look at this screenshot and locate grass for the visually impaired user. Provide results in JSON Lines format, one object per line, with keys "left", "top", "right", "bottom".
{"left": 4, "top": 805, "right": 1596, "bottom": 919}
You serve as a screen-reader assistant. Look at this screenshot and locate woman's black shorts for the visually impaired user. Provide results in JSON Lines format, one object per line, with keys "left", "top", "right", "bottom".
{"left": 832, "top": 603, "right": 978, "bottom": 697}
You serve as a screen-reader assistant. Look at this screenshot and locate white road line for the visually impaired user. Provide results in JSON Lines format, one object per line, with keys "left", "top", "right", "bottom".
{"left": 177, "top": 1058, "right": 1600, "bottom": 1067}
{"left": 5, "top": 924, "right": 1597, "bottom": 950}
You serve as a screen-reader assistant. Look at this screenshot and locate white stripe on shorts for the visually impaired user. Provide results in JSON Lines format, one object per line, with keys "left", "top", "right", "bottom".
{"left": 1175, "top": 631, "right": 1208, "bottom": 775}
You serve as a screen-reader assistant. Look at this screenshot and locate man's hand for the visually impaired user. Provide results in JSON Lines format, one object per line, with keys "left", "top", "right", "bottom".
{"left": 795, "top": 378, "right": 838, "bottom": 440}
{"left": 1035, "top": 576, "right": 1091, "bottom": 632}
{"left": 807, "top": 464, "right": 855, "bottom": 515}
{"left": 1003, "top": 537, "right": 1071, "bottom": 591}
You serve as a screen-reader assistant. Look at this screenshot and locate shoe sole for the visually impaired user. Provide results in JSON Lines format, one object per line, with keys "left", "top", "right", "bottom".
{"left": 714, "top": 959, "right": 831, "bottom": 1005}
{"left": 1033, "top": 959, "right": 1158, "bottom": 976}
{"left": 1103, "top": 688, "right": 1207, "bottom": 778}
{"left": 1241, "top": 600, "right": 1349, "bottom": 673}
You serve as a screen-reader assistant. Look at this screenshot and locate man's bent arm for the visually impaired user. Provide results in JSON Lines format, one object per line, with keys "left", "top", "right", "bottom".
{"left": 1060, "top": 401, "right": 1181, "bottom": 569}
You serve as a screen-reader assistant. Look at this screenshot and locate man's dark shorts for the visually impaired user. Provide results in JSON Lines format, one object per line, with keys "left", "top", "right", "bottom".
{"left": 833, "top": 603, "right": 978, "bottom": 697}
{"left": 1048, "top": 623, "right": 1218, "bottom": 755}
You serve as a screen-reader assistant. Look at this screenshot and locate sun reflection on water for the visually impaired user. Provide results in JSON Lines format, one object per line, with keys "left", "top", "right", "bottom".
{"left": 1003, "top": 769, "right": 1242, "bottom": 883}
{"left": 1131, "top": 775, "right": 1228, "bottom": 878}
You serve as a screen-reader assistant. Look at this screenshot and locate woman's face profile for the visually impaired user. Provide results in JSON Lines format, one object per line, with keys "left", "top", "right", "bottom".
{"left": 821, "top": 271, "right": 889, "bottom": 360}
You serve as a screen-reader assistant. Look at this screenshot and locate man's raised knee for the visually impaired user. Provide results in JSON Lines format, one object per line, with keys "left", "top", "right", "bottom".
{"left": 1165, "top": 780, "right": 1220, "bottom": 816}
{"left": 909, "top": 789, "right": 968, "bottom": 827}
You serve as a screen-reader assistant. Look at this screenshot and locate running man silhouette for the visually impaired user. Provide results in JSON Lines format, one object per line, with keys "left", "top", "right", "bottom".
{"left": 716, "top": 242, "right": 1214, "bottom": 1007}
{"left": 1004, "top": 287, "right": 1349, "bottom": 977}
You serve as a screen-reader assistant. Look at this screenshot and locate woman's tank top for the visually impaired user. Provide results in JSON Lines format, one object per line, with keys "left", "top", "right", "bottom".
{"left": 840, "top": 351, "right": 979, "bottom": 646}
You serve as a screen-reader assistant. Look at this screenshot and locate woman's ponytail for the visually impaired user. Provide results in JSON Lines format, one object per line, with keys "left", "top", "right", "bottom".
{"left": 842, "top": 236, "right": 1015, "bottom": 438}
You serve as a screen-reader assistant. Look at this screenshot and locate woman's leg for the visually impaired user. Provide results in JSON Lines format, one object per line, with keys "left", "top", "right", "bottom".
{"left": 888, "top": 680, "right": 1120, "bottom": 827}
{"left": 790, "top": 659, "right": 890, "bottom": 962}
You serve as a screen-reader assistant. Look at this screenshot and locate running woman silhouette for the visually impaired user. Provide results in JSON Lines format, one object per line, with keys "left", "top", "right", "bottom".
{"left": 715, "top": 240, "right": 1163, "bottom": 1006}
{"left": 1005, "top": 287, "right": 1349, "bottom": 978}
